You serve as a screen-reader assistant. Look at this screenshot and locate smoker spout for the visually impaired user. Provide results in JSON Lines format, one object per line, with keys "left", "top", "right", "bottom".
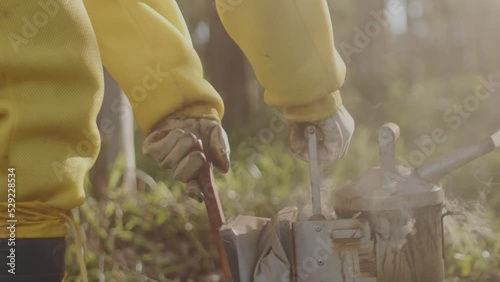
{"left": 417, "top": 137, "right": 497, "bottom": 183}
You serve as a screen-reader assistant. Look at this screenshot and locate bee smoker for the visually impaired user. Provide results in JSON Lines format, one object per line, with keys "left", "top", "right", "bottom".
{"left": 333, "top": 123, "right": 499, "bottom": 282}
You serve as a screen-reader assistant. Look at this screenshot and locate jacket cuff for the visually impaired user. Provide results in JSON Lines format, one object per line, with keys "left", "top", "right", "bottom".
{"left": 150, "top": 104, "right": 222, "bottom": 133}
{"left": 283, "top": 91, "right": 342, "bottom": 122}
{"left": 169, "top": 104, "right": 221, "bottom": 123}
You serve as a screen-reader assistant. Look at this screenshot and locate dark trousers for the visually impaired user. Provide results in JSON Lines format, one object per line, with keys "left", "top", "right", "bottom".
{"left": 0, "top": 238, "right": 65, "bottom": 282}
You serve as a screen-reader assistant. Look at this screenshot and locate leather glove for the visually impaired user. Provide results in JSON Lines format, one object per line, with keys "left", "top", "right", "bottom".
{"left": 142, "top": 118, "right": 230, "bottom": 202}
{"left": 289, "top": 106, "right": 355, "bottom": 163}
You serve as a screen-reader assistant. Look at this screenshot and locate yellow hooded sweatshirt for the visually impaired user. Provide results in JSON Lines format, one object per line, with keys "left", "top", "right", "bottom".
{"left": 0, "top": 0, "right": 345, "bottom": 238}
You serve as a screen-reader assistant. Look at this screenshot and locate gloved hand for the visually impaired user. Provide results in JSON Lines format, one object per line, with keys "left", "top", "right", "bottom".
{"left": 288, "top": 106, "right": 355, "bottom": 163}
{"left": 142, "top": 118, "right": 230, "bottom": 202}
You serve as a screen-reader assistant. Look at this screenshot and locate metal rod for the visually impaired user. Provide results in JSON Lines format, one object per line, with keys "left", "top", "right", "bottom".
{"left": 307, "top": 126, "right": 322, "bottom": 218}
{"left": 377, "top": 123, "right": 400, "bottom": 192}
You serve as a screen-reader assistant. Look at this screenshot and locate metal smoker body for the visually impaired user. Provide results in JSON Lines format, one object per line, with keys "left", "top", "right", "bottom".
{"left": 333, "top": 124, "right": 445, "bottom": 282}
{"left": 291, "top": 126, "right": 377, "bottom": 281}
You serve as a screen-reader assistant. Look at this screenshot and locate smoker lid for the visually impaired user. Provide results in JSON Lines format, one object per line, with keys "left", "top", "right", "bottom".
{"left": 333, "top": 166, "right": 445, "bottom": 212}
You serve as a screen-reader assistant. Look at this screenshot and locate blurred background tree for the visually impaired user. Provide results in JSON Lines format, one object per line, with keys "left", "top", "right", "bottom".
{"left": 70, "top": 0, "right": 500, "bottom": 281}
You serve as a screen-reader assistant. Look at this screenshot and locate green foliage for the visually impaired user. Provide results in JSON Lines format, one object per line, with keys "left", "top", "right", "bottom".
{"left": 66, "top": 141, "right": 312, "bottom": 281}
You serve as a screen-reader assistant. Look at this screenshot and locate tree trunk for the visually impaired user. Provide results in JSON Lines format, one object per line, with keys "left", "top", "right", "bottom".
{"left": 89, "top": 69, "right": 137, "bottom": 201}
{"left": 353, "top": 0, "right": 389, "bottom": 104}
{"left": 205, "top": 2, "right": 248, "bottom": 129}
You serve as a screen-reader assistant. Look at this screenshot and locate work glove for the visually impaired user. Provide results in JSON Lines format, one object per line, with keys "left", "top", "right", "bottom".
{"left": 289, "top": 106, "right": 355, "bottom": 163}
{"left": 142, "top": 118, "right": 230, "bottom": 202}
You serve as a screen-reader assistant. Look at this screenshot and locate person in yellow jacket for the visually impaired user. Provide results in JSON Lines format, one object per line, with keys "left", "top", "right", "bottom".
{"left": 0, "top": 0, "right": 354, "bottom": 280}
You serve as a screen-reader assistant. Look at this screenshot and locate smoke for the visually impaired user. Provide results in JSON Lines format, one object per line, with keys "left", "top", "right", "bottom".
{"left": 296, "top": 178, "right": 338, "bottom": 221}
{"left": 442, "top": 193, "right": 495, "bottom": 253}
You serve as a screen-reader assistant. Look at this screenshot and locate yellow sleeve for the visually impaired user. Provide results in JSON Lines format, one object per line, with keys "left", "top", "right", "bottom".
{"left": 83, "top": 0, "right": 224, "bottom": 135}
{"left": 216, "top": 0, "right": 346, "bottom": 122}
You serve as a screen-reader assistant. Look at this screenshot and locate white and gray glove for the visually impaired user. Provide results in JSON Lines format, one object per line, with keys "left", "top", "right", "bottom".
{"left": 142, "top": 118, "right": 230, "bottom": 201}
{"left": 288, "top": 106, "right": 355, "bottom": 163}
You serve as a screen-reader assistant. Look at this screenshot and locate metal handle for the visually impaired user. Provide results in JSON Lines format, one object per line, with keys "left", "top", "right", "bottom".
{"left": 377, "top": 123, "right": 400, "bottom": 192}
{"left": 307, "top": 126, "right": 325, "bottom": 220}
